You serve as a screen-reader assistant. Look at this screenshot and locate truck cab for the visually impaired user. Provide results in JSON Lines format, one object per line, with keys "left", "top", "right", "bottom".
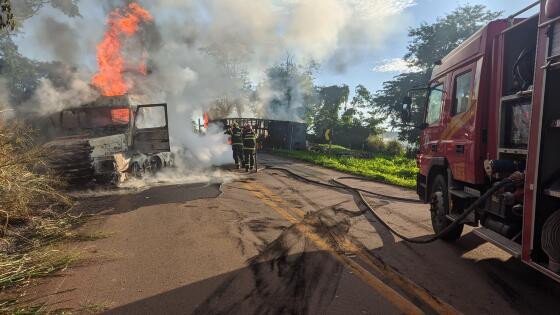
{"left": 43, "top": 95, "right": 173, "bottom": 184}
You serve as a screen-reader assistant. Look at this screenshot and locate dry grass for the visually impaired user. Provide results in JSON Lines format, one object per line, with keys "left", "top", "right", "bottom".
{"left": 0, "top": 121, "right": 72, "bottom": 232}
{"left": 0, "top": 121, "right": 92, "bottom": 313}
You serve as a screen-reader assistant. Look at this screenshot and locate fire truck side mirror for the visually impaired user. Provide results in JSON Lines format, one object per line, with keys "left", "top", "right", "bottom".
{"left": 401, "top": 96, "right": 412, "bottom": 123}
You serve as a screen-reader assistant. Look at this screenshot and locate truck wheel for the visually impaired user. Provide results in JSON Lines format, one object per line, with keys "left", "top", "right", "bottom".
{"left": 131, "top": 162, "right": 143, "bottom": 179}
{"left": 149, "top": 156, "right": 163, "bottom": 175}
{"left": 430, "top": 174, "right": 464, "bottom": 241}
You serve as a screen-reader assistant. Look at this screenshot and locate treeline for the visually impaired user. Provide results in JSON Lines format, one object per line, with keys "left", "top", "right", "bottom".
{"left": 239, "top": 4, "right": 502, "bottom": 153}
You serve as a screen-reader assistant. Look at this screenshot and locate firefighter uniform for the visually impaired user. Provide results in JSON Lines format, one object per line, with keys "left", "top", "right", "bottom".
{"left": 243, "top": 127, "right": 257, "bottom": 172}
{"left": 226, "top": 125, "right": 244, "bottom": 169}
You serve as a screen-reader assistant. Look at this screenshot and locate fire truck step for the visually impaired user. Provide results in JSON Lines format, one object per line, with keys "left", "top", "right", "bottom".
{"left": 544, "top": 180, "right": 560, "bottom": 199}
{"left": 473, "top": 227, "right": 522, "bottom": 258}
{"left": 449, "top": 189, "right": 478, "bottom": 199}
{"left": 446, "top": 212, "right": 476, "bottom": 226}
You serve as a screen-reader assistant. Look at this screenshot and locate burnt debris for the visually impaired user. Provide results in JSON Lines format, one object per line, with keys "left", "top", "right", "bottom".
{"left": 212, "top": 118, "right": 307, "bottom": 151}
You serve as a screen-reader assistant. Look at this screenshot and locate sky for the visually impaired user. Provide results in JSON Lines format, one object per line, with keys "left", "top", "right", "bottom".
{"left": 315, "top": 0, "right": 538, "bottom": 94}
{"left": 13, "top": 0, "right": 538, "bottom": 97}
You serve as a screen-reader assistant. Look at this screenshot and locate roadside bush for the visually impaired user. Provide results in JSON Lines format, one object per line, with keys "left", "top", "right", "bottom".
{"left": 385, "top": 140, "right": 405, "bottom": 156}
{"left": 366, "top": 135, "right": 385, "bottom": 153}
{"left": 405, "top": 146, "right": 419, "bottom": 159}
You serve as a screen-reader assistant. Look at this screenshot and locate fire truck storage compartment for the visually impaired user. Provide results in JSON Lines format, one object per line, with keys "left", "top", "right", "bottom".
{"left": 499, "top": 99, "right": 532, "bottom": 151}
{"left": 502, "top": 15, "right": 538, "bottom": 96}
{"left": 482, "top": 16, "right": 540, "bottom": 244}
{"left": 533, "top": 58, "right": 560, "bottom": 269}
{"left": 496, "top": 16, "right": 538, "bottom": 164}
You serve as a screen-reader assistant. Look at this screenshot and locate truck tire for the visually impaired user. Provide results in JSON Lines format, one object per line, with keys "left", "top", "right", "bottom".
{"left": 430, "top": 174, "right": 464, "bottom": 241}
{"left": 148, "top": 156, "right": 163, "bottom": 175}
{"left": 130, "top": 162, "right": 143, "bottom": 179}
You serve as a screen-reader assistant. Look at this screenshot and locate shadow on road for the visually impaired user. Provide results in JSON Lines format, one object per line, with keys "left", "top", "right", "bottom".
{"left": 103, "top": 250, "right": 347, "bottom": 315}
{"left": 77, "top": 183, "right": 223, "bottom": 215}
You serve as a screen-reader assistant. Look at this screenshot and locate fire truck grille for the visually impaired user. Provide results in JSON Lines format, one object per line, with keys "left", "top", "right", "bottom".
{"left": 542, "top": 210, "right": 560, "bottom": 271}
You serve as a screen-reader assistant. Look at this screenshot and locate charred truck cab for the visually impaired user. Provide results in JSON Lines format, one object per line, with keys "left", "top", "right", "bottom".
{"left": 403, "top": 0, "right": 560, "bottom": 281}
{"left": 44, "top": 95, "right": 172, "bottom": 184}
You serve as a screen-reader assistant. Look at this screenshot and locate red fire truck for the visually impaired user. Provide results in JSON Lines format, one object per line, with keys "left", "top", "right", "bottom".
{"left": 402, "top": 0, "right": 560, "bottom": 282}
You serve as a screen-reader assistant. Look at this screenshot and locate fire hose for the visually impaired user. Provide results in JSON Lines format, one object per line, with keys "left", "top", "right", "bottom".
{"left": 266, "top": 166, "right": 523, "bottom": 244}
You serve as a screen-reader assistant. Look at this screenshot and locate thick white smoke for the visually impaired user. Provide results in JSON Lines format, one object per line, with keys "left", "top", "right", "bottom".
{"left": 27, "top": 73, "right": 100, "bottom": 116}
{"left": 7, "top": 0, "right": 415, "bottom": 174}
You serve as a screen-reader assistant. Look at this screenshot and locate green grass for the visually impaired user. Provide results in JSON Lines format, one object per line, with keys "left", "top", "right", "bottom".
{"left": 316, "top": 144, "right": 352, "bottom": 151}
{"left": 274, "top": 149, "right": 418, "bottom": 189}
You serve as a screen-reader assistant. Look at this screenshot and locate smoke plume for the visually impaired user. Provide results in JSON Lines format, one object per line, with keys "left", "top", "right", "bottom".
{"left": 33, "top": 16, "right": 81, "bottom": 65}
{"left": 6, "top": 0, "right": 415, "bottom": 172}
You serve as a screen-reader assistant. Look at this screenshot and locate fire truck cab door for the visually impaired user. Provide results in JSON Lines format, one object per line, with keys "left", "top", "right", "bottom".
{"left": 444, "top": 64, "right": 477, "bottom": 183}
{"left": 132, "top": 104, "right": 171, "bottom": 154}
{"left": 420, "top": 80, "right": 446, "bottom": 173}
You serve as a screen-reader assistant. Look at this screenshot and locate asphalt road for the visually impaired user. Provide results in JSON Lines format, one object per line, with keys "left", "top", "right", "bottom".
{"left": 34, "top": 153, "right": 560, "bottom": 314}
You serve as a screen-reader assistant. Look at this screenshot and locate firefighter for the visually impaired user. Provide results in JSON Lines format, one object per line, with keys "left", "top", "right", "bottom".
{"left": 242, "top": 124, "right": 257, "bottom": 172}
{"left": 225, "top": 122, "right": 244, "bottom": 169}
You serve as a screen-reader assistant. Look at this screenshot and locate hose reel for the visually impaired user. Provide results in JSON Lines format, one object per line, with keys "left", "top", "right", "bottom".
{"left": 542, "top": 210, "right": 560, "bottom": 273}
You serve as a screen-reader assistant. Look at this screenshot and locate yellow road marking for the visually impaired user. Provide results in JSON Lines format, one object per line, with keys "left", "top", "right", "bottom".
{"left": 253, "top": 183, "right": 307, "bottom": 217}
{"left": 250, "top": 181, "right": 461, "bottom": 315}
{"left": 244, "top": 183, "right": 425, "bottom": 315}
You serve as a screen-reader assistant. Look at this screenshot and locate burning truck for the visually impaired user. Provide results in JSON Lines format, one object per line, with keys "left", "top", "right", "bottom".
{"left": 41, "top": 95, "right": 172, "bottom": 185}
{"left": 35, "top": 3, "right": 174, "bottom": 185}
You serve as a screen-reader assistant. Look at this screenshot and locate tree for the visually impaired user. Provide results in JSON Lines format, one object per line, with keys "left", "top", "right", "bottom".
{"left": 350, "top": 84, "right": 385, "bottom": 136}
{"left": 313, "top": 85, "right": 349, "bottom": 137}
{"left": 405, "top": 5, "right": 502, "bottom": 69}
{"left": 204, "top": 46, "right": 254, "bottom": 119}
{"left": 11, "top": 0, "right": 81, "bottom": 21}
{"left": 1, "top": 0, "right": 16, "bottom": 30}
{"left": 373, "top": 5, "right": 501, "bottom": 145}
{"left": 256, "top": 57, "right": 317, "bottom": 123}
{"left": 0, "top": 0, "right": 81, "bottom": 105}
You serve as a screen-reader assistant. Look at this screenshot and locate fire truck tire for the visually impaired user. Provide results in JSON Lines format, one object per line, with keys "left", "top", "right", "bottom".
{"left": 430, "top": 174, "right": 464, "bottom": 241}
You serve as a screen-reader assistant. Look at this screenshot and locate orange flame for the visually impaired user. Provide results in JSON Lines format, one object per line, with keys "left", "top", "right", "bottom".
{"left": 203, "top": 112, "right": 209, "bottom": 128}
{"left": 92, "top": 3, "right": 153, "bottom": 96}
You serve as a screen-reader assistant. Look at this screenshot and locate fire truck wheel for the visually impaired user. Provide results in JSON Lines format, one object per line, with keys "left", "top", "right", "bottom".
{"left": 430, "top": 174, "right": 464, "bottom": 241}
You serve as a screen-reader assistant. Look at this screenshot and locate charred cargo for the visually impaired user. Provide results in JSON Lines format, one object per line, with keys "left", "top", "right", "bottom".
{"left": 212, "top": 118, "right": 307, "bottom": 151}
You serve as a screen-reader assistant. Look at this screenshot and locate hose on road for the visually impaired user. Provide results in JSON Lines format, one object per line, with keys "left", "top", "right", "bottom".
{"left": 266, "top": 166, "right": 521, "bottom": 244}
